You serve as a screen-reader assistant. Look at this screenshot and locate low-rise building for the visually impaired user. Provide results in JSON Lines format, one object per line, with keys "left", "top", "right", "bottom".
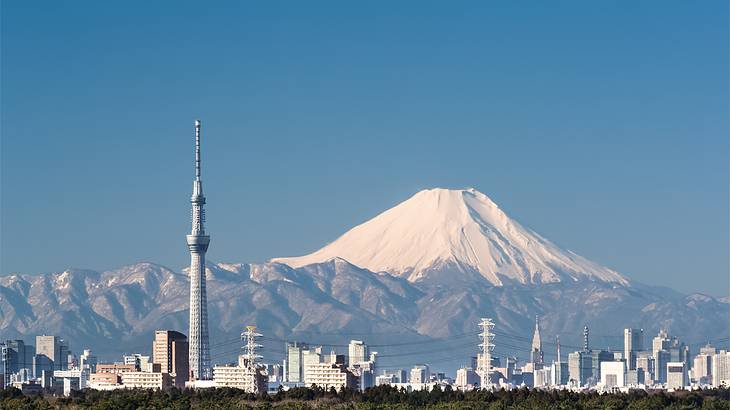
{"left": 304, "top": 362, "right": 357, "bottom": 391}
{"left": 600, "top": 361, "right": 626, "bottom": 388}
{"left": 213, "top": 357, "right": 267, "bottom": 393}
{"left": 89, "top": 372, "right": 121, "bottom": 388}
{"left": 120, "top": 371, "right": 171, "bottom": 390}
{"left": 666, "top": 362, "right": 687, "bottom": 389}
{"left": 96, "top": 363, "right": 137, "bottom": 374}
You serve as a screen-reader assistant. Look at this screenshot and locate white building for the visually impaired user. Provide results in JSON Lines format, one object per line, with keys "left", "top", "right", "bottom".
{"left": 410, "top": 364, "right": 429, "bottom": 384}
{"left": 79, "top": 349, "right": 97, "bottom": 373}
{"left": 302, "top": 347, "right": 323, "bottom": 381}
{"left": 304, "top": 362, "right": 356, "bottom": 391}
{"left": 455, "top": 368, "right": 479, "bottom": 388}
{"left": 600, "top": 361, "right": 626, "bottom": 388}
{"left": 666, "top": 362, "right": 687, "bottom": 389}
{"left": 376, "top": 373, "right": 398, "bottom": 386}
{"left": 53, "top": 369, "right": 89, "bottom": 395}
{"left": 348, "top": 340, "right": 368, "bottom": 366}
{"left": 213, "top": 363, "right": 266, "bottom": 392}
{"left": 693, "top": 353, "right": 712, "bottom": 384}
{"left": 534, "top": 367, "right": 552, "bottom": 387}
{"left": 285, "top": 342, "right": 307, "bottom": 383}
{"left": 123, "top": 354, "right": 152, "bottom": 372}
{"left": 121, "top": 372, "right": 171, "bottom": 390}
{"left": 712, "top": 350, "right": 730, "bottom": 388}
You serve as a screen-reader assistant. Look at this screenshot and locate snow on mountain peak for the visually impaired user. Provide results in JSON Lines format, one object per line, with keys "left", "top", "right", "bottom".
{"left": 273, "top": 188, "right": 629, "bottom": 287}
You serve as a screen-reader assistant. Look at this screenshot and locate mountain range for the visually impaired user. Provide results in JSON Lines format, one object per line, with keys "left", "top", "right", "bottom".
{"left": 1, "top": 188, "right": 728, "bottom": 371}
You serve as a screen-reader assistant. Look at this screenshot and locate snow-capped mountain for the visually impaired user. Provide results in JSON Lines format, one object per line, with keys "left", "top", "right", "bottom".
{"left": 274, "top": 188, "right": 628, "bottom": 286}
{"left": 1, "top": 188, "right": 727, "bottom": 368}
{"left": 1, "top": 261, "right": 728, "bottom": 369}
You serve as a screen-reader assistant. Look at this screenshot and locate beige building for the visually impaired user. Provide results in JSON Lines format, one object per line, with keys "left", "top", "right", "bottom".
{"left": 304, "top": 362, "right": 356, "bottom": 390}
{"left": 121, "top": 372, "right": 171, "bottom": 390}
{"left": 213, "top": 362, "right": 267, "bottom": 393}
{"left": 152, "top": 330, "right": 189, "bottom": 388}
{"left": 89, "top": 372, "right": 120, "bottom": 388}
{"left": 96, "top": 363, "right": 137, "bottom": 374}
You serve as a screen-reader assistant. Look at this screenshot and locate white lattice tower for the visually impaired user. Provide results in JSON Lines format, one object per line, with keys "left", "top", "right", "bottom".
{"left": 477, "top": 318, "right": 495, "bottom": 388}
{"left": 241, "top": 326, "right": 263, "bottom": 393}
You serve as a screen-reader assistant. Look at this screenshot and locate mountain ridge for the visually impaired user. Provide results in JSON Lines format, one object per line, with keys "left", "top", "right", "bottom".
{"left": 1, "top": 260, "right": 727, "bottom": 369}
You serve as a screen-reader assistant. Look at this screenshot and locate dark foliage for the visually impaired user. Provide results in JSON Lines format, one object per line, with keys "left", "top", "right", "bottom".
{"left": 0, "top": 386, "right": 728, "bottom": 409}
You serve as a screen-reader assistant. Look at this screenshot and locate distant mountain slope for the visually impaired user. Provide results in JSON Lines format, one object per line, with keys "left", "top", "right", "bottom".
{"left": 273, "top": 188, "right": 628, "bottom": 286}
{"left": 1, "top": 261, "right": 727, "bottom": 369}
{"left": 1, "top": 188, "right": 727, "bottom": 368}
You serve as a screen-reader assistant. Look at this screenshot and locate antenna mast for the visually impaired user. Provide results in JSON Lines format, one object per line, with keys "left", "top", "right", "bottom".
{"left": 195, "top": 119, "right": 202, "bottom": 180}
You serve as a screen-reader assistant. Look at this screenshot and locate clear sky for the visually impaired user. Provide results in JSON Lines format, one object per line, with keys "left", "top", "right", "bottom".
{"left": 1, "top": 1, "right": 728, "bottom": 296}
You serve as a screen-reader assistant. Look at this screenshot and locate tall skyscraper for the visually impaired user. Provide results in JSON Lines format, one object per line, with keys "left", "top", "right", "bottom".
{"left": 652, "top": 330, "right": 671, "bottom": 383}
{"left": 348, "top": 340, "right": 368, "bottom": 366}
{"left": 530, "top": 316, "right": 544, "bottom": 368}
{"left": 623, "top": 328, "right": 644, "bottom": 370}
{"left": 285, "top": 342, "right": 307, "bottom": 383}
{"left": 153, "top": 330, "right": 189, "bottom": 388}
{"left": 187, "top": 120, "right": 211, "bottom": 380}
{"left": 35, "top": 335, "right": 68, "bottom": 371}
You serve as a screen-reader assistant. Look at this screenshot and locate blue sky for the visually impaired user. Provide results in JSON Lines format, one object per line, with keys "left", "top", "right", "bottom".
{"left": 1, "top": 1, "right": 728, "bottom": 296}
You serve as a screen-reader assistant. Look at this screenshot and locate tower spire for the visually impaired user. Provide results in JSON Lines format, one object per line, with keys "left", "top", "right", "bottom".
{"left": 195, "top": 119, "right": 202, "bottom": 180}
{"left": 531, "top": 315, "right": 544, "bottom": 366}
{"left": 556, "top": 335, "right": 561, "bottom": 363}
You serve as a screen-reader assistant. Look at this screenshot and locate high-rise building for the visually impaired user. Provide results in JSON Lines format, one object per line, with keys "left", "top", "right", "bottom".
{"left": 187, "top": 120, "right": 212, "bottom": 381}
{"left": 590, "top": 350, "right": 615, "bottom": 382}
{"left": 35, "top": 336, "right": 68, "bottom": 371}
{"left": 712, "top": 350, "right": 730, "bottom": 388}
{"left": 652, "top": 330, "right": 671, "bottom": 355}
{"left": 285, "top": 342, "right": 307, "bottom": 383}
{"left": 2, "top": 340, "right": 32, "bottom": 381}
{"left": 693, "top": 352, "right": 712, "bottom": 384}
{"left": 568, "top": 351, "right": 593, "bottom": 387}
{"left": 79, "top": 349, "right": 97, "bottom": 373}
{"left": 410, "top": 364, "right": 430, "bottom": 384}
{"left": 301, "top": 346, "right": 322, "bottom": 384}
{"left": 623, "top": 328, "right": 643, "bottom": 370}
{"left": 455, "top": 368, "right": 479, "bottom": 388}
{"left": 348, "top": 340, "right": 368, "bottom": 366}
{"left": 655, "top": 350, "right": 671, "bottom": 384}
{"left": 652, "top": 330, "right": 671, "bottom": 383}
{"left": 530, "top": 316, "right": 544, "bottom": 369}
{"left": 152, "top": 330, "right": 189, "bottom": 388}
{"left": 636, "top": 351, "right": 655, "bottom": 383}
{"left": 600, "top": 361, "right": 626, "bottom": 388}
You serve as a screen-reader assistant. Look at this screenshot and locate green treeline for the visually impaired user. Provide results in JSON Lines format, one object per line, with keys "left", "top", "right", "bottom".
{"left": 1, "top": 385, "right": 729, "bottom": 409}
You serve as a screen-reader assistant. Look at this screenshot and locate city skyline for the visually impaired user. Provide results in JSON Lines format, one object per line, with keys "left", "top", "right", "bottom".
{"left": 2, "top": 1, "right": 728, "bottom": 296}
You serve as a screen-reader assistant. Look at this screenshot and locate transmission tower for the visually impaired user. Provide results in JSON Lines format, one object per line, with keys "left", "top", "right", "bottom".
{"left": 477, "top": 318, "right": 495, "bottom": 389}
{"left": 241, "top": 325, "right": 263, "bottom": 393}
